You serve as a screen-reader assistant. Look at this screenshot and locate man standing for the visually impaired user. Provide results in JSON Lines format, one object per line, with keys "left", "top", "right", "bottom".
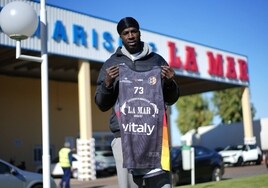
{"left": 59, "top": 142, "right": 72, "bottom": 188}
{"left": 95, "top": 17, "right": 179, "bottom": 188}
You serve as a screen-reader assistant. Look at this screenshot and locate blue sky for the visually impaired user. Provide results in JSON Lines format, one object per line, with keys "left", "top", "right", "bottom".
{"left": 43, "top": 0, "right": 268, "bottom": 121}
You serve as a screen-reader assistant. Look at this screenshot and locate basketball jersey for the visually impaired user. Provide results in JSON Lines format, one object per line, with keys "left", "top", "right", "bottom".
{"left": 115, "top": 64, "right": 170, "bottom": 171}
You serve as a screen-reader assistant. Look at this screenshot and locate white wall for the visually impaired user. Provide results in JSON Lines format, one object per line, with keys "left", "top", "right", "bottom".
{"left": 182, "top": 118, "right": 268, "bottom": 152}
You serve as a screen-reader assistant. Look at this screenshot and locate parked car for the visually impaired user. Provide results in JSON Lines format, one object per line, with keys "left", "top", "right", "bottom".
{"left": 171, "top": 145, "right": 224, "bottom": 186}
{"left": 95, "top": 150, "right": 116, "bottom": 175}
{"left": 0, "top": 158, "right": 57, "bottom": 188}
{"left": 218, "top": 144, "right": 262, "bottom": 166}
{"left": 36, "top": 150, "right": 116, "bottom": 178}
{"left": 46, "top": 154, "right": 80, "bottom": 178}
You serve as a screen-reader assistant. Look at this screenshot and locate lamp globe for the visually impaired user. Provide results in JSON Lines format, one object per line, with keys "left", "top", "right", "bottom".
{"left": 0, "top": 1, "right": 38, "bottom": 40}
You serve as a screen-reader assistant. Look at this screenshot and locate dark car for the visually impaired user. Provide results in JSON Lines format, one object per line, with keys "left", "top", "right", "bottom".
{"left": 171, "top": 145, "right": 225, "bottom": 186}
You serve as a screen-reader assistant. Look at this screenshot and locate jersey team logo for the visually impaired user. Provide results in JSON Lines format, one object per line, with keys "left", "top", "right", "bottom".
{"left": 120, "top": 98, "right": 159, "bottom": 117}
{"left": 148, "top": 76, "right": 157, "bottom": 85}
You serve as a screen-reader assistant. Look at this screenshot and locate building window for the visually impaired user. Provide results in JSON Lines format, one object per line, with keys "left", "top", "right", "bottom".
{"left": 33, "top": 145, "right": 55, "bottom": 164}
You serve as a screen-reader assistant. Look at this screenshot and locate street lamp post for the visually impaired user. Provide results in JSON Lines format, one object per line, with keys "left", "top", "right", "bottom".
{"left": 0, "top": 1, "right": 51, "bottom": 188}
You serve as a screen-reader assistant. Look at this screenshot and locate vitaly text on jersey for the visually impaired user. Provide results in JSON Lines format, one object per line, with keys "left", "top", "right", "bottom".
{"left": 122, "top": 122, "right": 155, "bottom": 135}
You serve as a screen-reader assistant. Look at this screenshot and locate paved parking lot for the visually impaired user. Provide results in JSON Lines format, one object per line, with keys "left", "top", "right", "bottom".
{"left": 54, "top": 163, "right": 268, "bottom": 188}
{"left": 54, "top": 175, "right": 118, "bottom": 188}
{"left": 222, "top": 163, "right": 268, "bottom": 180}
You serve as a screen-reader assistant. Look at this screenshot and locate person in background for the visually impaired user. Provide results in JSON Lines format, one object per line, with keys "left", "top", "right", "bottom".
{"left": 17, "top": 161, "right": 26, "bottom": 170}
{"left": 95, "top": 17, "right": 179, "bottom": 188}
{"left": 59, "top": 142, "right": 73, "bottom": 188}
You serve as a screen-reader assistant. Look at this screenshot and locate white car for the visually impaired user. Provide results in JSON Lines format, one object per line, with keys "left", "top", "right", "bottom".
{"left": 36, "top": 154, "right": 80, "bottom": 178}
{"left": 95, "top": 150, "right": 116, "bottom": 174}
{"left": 37, "top": 150, "right": 116, "bottom": 178}
{"left": 51, "top": 154, "right": 80, "bottom": 178}
{"left": 218, "top": 144, "right": 262, "bottom": 166}
{"left": 0, "top": 158, "right": 57, "bottom": 188}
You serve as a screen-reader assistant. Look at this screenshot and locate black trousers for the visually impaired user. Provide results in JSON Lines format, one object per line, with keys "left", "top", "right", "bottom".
{"left": 133, "top": 171, "right": 171, "bottom": 188}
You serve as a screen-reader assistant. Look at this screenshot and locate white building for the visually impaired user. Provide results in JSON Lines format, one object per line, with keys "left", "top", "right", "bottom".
{"left": 0, "top": 1, "right": 254, "bottom": 176}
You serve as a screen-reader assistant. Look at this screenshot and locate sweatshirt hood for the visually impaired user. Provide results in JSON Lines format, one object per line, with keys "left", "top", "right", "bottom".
{"left": 120, "top": 42, "right": 152, "bottom": 61}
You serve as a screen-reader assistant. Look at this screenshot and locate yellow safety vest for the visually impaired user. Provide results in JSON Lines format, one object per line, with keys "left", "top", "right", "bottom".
{"left": 59, "top": 148, "right": 71, "bottom": 168}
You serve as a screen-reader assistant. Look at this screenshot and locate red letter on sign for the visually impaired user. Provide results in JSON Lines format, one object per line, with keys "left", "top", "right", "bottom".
{"left": 168, "top": 41, "right": 182, "bottom": 69}
{"left": 207, "top": 52, "right": 224, "bottom": 77}
{"left": 238, "top": 59, "right": 249, "bottom": 81}
{"left": 226, "top": 56, "right": 237, "bottom": 79}
{"left": 184, "top": 46, "right": 199, "bottom": 72}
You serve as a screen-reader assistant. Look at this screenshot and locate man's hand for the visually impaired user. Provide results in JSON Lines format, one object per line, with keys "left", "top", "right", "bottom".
{"left": 105, "top": 65, "right": 119, "bottom": 88}
{"left": 161, "top": 66, "right": 175, "bottom": 83}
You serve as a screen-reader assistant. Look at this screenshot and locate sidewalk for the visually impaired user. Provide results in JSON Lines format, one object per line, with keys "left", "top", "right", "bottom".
{"left": 54, "top": 175, "right": 118, "bottom": 188}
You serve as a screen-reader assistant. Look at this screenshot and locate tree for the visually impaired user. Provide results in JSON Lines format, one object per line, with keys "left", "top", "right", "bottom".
{"left": 176, "top": 94, "right": 213, "bottom": 134}
{"left": 212, "top": 87, "right": 256, "bottom": 124}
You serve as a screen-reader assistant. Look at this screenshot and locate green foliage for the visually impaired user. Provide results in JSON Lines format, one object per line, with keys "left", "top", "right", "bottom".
{"left": 176, "top": 94, "right": 213, "bottom": 134}
{"left": 175, "top": 87, "right": 256, "bottom": 134}
{"left": 212, "top": 88, "right": 255, "bottom": 124}
{"left": 213, "top": 88, "right": 242, "bottom": 124}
